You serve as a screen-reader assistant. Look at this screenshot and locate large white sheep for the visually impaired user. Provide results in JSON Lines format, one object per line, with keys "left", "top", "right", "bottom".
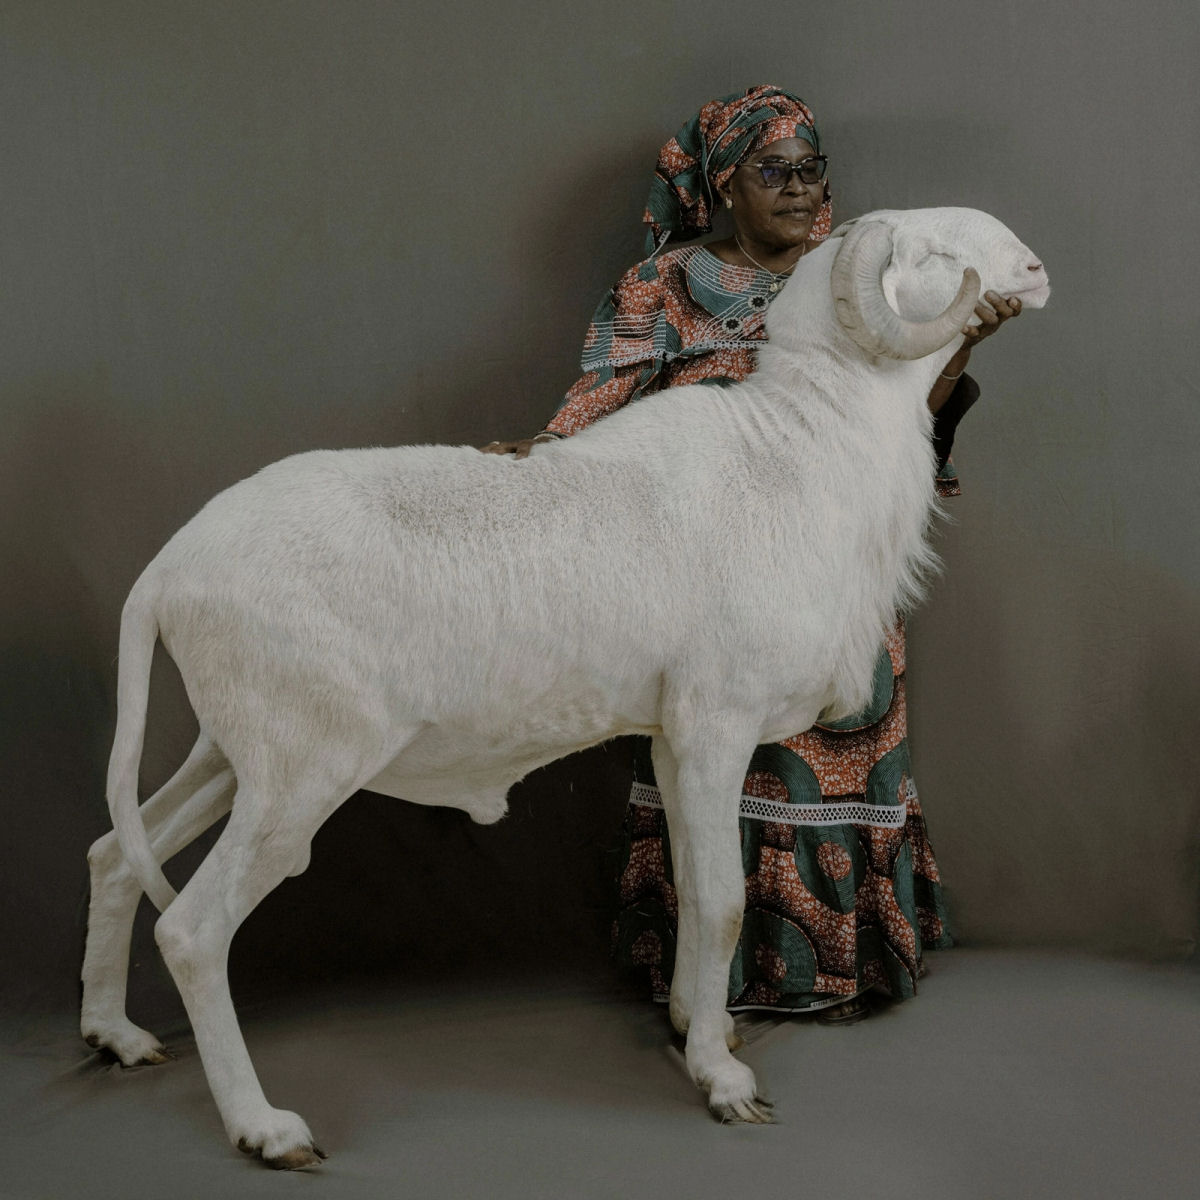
{"left": 81, "top": 207, "right": 1048, "bottom": 1167}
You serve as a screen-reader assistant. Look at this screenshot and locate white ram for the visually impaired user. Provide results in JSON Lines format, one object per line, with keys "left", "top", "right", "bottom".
{"left": 81, "top": 207, "right": 1049, "bottom": 1167}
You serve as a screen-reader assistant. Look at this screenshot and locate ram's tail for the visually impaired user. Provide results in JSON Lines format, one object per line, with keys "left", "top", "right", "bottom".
{"left": 106, "top": 585, "right": 178, "bottom": 912}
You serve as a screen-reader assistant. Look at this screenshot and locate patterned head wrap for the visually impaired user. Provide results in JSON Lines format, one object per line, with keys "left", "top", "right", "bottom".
{"left": 642, "top": 84, "right": 832, "bottom": 255}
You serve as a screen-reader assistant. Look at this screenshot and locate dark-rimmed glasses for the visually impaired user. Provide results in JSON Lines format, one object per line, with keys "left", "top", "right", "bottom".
{"left": 744, "top": 156, "right": 829, "bottom": 188}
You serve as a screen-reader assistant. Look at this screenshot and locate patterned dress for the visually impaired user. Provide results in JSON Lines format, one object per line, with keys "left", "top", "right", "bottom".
{"left": 547, "top": 243, "right": 959, "bottom": 1012}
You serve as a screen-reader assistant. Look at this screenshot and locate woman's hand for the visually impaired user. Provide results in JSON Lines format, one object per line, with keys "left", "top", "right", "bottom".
{"left": 929, "top": 291, "right": 1024, "bottom": 414}
{"left": 962, "top": 290, "right": 1023, "bottom": 348}
{"left": 478, "top": 435, "right": 557, "bottom": 459}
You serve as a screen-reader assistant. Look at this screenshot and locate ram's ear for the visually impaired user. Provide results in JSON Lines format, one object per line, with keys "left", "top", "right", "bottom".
{"left": 876, "top": 227, "right": 940, "bottom": 303}
{"left": 827, "top": 217, "right": 861, "bottom": 240}
{"left": 888, "top": 229, "right": 934, "bottom": 270}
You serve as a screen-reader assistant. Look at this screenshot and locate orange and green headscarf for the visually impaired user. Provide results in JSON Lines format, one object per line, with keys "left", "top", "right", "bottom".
{"left": 643, "top": 84, "right": 832, "bottom": 255}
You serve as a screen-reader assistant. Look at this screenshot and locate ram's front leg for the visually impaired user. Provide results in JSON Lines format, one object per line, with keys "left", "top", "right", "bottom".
{"left": 660, "top": 727, "right": 771, "bottom": 1123}
{"left": 651, "top": 737, "right": 741, "bottom": 1052}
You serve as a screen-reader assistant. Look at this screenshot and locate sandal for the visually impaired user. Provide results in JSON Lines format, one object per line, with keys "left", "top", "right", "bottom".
{"left": 814, "top": 994, "right": 871, "bottom": 1025}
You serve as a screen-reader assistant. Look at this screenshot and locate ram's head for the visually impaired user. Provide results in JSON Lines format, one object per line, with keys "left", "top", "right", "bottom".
{"left": 831, "top": 208, "right": 1050, "bottom": 360}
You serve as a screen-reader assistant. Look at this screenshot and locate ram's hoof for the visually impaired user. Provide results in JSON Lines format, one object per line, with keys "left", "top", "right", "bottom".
{"left": 236, "top": 1110, "right": 327, "bottom": 1170}
{"left": 263, "top": 1145, "right": 328, "bottom": 1171}
{"left": 83, "top": 1026, "right": 172, "bottom": 1067}
{"left": 709, "top": 1095, "right": 775, "bottom": 1125}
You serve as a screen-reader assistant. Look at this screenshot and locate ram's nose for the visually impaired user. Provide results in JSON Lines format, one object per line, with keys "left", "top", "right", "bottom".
{"left": 1021, "top": 256, "right": 1049, "bottom": 291}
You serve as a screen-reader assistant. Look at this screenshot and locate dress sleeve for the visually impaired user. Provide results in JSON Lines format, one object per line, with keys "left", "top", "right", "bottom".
{"left": 543, "top": 260, "right": 670, "bottom": 437}
{"left": 544, "top": 362, "right": 661, "bottom": 436}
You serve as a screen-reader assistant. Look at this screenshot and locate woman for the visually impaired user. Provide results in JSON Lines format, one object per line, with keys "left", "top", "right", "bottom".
{"left": 484, "top": 85, "right": 1020, "bottom": 1020}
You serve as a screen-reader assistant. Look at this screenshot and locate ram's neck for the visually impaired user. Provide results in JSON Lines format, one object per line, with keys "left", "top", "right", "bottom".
{"left": 756, "top": 242, "right": 959, "bottom": 426}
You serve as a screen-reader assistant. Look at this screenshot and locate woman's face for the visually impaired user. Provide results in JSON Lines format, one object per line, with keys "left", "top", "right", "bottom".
{"left": 720, "top": 136, "right": 825, "bottom": 255}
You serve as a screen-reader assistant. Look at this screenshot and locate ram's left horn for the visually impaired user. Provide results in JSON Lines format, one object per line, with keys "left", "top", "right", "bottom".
{"left": 831, "top": 221, "right": 980, "bottom": 360}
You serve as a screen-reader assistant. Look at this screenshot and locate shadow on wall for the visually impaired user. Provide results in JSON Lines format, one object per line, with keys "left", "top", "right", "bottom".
{"left": 910, "top": 500, "right": 1200, "bottom": 960}
{"left": 89, "top": 739, "right": 640, "bottom": 1034}
{"left": 1, "top": 352, "right": 644, "bottom": 1019}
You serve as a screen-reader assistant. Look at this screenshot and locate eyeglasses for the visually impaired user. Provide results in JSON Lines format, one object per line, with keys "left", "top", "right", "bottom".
{"left": 744, "top": 156, "right": 829, "bottom": 188}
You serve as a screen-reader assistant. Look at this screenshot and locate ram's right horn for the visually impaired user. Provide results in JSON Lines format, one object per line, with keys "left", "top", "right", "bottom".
{"left": 830, "top": 221, "right": 979, "bottom": 361}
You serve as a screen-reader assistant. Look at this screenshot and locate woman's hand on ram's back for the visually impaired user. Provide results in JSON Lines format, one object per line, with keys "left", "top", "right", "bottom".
{"left": 961, "top": 290, "right": 1023, "bottom": 348}
{"left": 478, "top": 437, "right": 547, "bottom": 459}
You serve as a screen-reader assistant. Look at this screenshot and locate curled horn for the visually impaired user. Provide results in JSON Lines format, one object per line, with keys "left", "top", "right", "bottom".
{"left": 830, "top": 221, "right": 980, "bottom": 360}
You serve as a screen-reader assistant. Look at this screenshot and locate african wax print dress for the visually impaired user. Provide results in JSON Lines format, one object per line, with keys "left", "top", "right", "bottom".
{"left": 545, "top": 243, "right": 962, "bottom": 1012}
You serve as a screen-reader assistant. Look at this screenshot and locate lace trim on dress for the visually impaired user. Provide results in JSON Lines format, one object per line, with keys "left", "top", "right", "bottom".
{"left": 581, "top": 336, "right": 754, "bottom": 371}
{"left": 628, "top": 781, "right": 909, "bottom": 829}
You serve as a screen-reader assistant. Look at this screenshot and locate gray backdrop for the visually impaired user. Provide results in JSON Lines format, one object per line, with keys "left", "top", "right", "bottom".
{"left": 3, "top": 0, "right": 1197, "bottom": 1018}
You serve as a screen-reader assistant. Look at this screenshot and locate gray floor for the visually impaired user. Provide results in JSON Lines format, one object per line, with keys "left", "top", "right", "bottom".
{"left": 2, "top": 948, "right": 1196, "bottom": 1200}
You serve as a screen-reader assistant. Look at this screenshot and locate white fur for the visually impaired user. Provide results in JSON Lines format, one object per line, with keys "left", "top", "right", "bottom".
{"left": 81, "top": 207, "right": 1048, "bottom": 1163}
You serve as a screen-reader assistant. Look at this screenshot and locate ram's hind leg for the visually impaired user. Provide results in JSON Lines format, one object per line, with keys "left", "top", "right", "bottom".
{"left": 81, "top": 736, "right": 234, "bottom": 1065}
{"left": 152, "top": 771, "right": 360, "bottom": 1169}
